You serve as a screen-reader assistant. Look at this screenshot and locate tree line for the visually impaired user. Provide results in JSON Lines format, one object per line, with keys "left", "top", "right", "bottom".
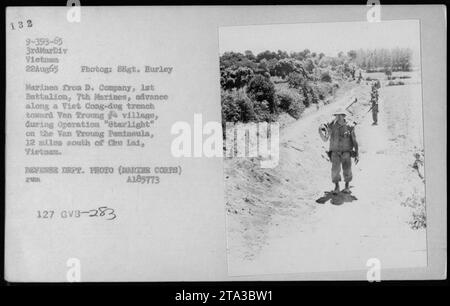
{"left": 350, "top": 48, "right": 413, "bottom": 72}
{"left": 220, "top": 47, "right": 413, "bottom": 124}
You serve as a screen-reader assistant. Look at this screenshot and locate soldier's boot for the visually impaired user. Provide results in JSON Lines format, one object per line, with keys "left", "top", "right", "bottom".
{"left": 333, "top": 183, "right": 340, "bottom": 195}
{"left": 342, "top": 182, "right": 351, "bottom": 194}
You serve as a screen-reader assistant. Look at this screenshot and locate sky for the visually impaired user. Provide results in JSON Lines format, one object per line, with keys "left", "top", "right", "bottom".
{"left": 219, "top": 20, "right": 421, "bottom": 64}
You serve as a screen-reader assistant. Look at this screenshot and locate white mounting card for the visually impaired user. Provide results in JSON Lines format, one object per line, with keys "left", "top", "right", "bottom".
{"left": 5, "top": 6, "right": 446, "bottom": 282}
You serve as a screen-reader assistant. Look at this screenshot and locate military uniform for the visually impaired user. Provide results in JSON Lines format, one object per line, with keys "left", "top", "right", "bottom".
{"left": 371, "top": 88, "right": 378, "bottom": 98}
{"left": 371, "top": 100, "right": 379, "bottom": 124}
{"left": 371, "top": 89, "right": 379, "bottom": 124}
{"left": 323, "top": 119, "right": 357, "bottom": 183}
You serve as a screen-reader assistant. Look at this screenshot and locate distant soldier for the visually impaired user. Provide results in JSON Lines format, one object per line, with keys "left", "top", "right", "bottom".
{"left": 357, "top": 71, "right": 363, "bottom": 83}
{"left": 370, "top": 94, "right": 379, "bottom": 125}
{"left": 319, "top": 109, "right": 359, "bottom": 194}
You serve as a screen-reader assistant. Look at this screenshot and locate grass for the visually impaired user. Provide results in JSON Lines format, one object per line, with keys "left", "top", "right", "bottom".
{"left": 401, "top": 193, "right": 426, "bottom": 230}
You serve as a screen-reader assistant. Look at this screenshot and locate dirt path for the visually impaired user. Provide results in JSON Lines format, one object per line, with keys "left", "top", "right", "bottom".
{"left": 227, "top": 76, "right": 426, "bottom": 276}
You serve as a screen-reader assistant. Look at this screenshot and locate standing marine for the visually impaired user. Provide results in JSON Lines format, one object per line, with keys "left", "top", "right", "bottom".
{"left": 371, "top": 93, "right": 379, "bottom": 125}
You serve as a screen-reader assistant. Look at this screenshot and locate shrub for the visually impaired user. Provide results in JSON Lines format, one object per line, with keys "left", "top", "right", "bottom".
{"left": 276, "top": 88, "right": 305, "bottom": 119}
{"left": 287, "top": 72, "right": 307, "bottom": 89}
{"left": 300, "top": 87, "right": 310, "bottom": 108}
{"left": 309, "top": 87, "right": 319, "bottom": 104}
{"left": 302, "top": 58, "right": 315, "bottom": 74}
{"left": 273, "top": 58, "right": 299, "bottom": 79}
{"left": 246, "top": 75, "right": 276, "bottom": 113}
{"left": 252, "top": 100, "right": 277, "bottom": 122}
{"left": 237, "top": 96, "right": 257, "bottom": 122}
{"left": 220, "top": 66, "right": 254, "bottom": 90}
{"left": 410, "top": 207, "right": 427, "bottom": 229}
{"left": 401, "top": 194, "right": 426, "bottom": 230}
{"left": 365, "top": 77, "right": 378, "bottom": 81}
{"left": 320, "top": 70, "right": 332, "bottom": 82}
{"left": 387, "top": 80, "right": 405, "bottom": 86}
{"left": 314, "top": 82, "right": 334, "bottom": 100}
{"left": 221, "top": 90, "right": 255, "bottom": 123}
{"left": 221, "top": 89, "right": 278, "bottom": 124}
{"left": 221, "top": 90, "right": 239, "bottom": 122}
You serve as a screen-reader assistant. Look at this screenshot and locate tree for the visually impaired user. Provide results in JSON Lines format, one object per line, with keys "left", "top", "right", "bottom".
{"left": 302, "top": 49, "right": 311, "bottom": 58}
{"left": 220, "top": 51, "right": 245, "bottom": 68}
{"left": 347, "top": 50, "right": 357, "bottom": 61}
{"left": 244, "top": 50, "right": 256, "bottom": 61}
{"left": 273, "top": 58, "right": 300, "bottom": 79}
{"left": 266, "top": 58, "right": 279, "bottom": 76}
{"left": 353, "top": 48, "right": 413, "bottom": 71}
{"left": 302, "top": 58, "right": 315, "bottom": 74}
{"left": 246, "top": 75, "right": 276, "bottom": 113}
{"left": 220, "top": 66, "right": 254, "bottom": 90}
{"left": 256, "top": 50, "right": 278, "bottom": 62}
{"left": 290, "top": 49, "right": 311, "bottom": 61}
{"left": 221, "top": 90, "right": 255, "bottom": 123}
{"left": 220, "top": 51, "right": 257, "bottom": 70}
{"left": 287, "top": 72, "right": 308, "bottom": 89}
{"left": 277, "top": 50, "right": 289, "bottom": 59}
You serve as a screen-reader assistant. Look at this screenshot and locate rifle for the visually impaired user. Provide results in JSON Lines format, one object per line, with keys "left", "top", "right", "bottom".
{"left": 350, "top": 102, "right": 379, "bottom": 126}
{"left": 345, "top": 98, "right": 358, "bottom": 111}
{"left": 367, "top": 102, "right": 378, "bottom": 114}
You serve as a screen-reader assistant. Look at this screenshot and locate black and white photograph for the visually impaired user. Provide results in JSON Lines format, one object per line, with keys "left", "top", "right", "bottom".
{"left": 221, "top": 20, "right": 428, "bottom": 276}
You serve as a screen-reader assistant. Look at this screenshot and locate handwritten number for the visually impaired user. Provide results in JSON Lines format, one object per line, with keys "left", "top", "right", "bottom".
{"left": 87, "top": 207, "right": 117, "bottom": 220}
{"left": 98, "top": 206, "right": 117, "bottom": 220}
